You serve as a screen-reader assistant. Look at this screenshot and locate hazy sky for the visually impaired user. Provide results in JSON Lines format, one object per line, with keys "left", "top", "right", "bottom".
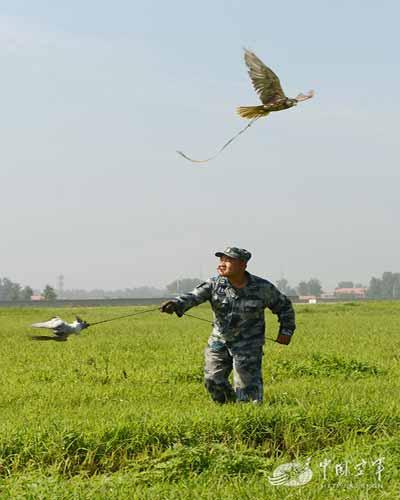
{"left": 1, "top": 1, "right": 399, "bottom": 292}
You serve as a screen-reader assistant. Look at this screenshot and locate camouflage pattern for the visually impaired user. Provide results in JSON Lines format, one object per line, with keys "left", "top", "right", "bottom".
{"left": 205, "top": 339, "right": 263, "bottom": 403}
{"left": 173, "top": 272, "right": 296, "bottom": 403}
{"left": 215, "top": 246, "right": 252, "bottom": 262}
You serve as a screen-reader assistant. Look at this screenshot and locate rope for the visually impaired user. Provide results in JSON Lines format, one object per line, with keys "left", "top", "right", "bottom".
{"left": 183, "top": 312, "right": 215, "bottom": 324}
{"left": 89, "top": 307, "right": 161, "bottom": 326}
{"left": 88, "top": 306, "right": 277, "bottom": 342}
{"left": 176, "top": 116, "right": 260, "bottom": 164}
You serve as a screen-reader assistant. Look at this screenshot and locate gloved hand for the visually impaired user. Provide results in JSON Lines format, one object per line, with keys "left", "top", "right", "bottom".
{"left": 276, "top": 331, "right": 292, "bottom": 345}
{"left": 160, "top": 300, "right": 178, "bottom": 314}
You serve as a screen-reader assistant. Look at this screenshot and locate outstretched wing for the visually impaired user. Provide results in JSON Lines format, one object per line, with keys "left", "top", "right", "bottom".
{"left": 31, "top": 317, "right": 64, "bottom": 330}
{"left": 244, "top": 49, "right": 286, "bottom": 105}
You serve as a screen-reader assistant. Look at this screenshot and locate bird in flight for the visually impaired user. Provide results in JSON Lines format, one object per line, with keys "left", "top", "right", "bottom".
{"left": 237, "top": 49, "right": 314, "bottom": 119}
{"left": 177, "top": 48, "right": 314, "bottom": 163}
{"left": 30, "top": 316, "right": 89, "bottom": 341}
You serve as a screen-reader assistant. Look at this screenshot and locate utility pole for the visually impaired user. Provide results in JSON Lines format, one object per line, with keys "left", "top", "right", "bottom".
{"left": 57, "top": 274, "right": 64, "bottom": 297}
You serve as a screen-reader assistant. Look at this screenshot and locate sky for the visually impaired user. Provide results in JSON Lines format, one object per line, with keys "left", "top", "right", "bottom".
{"left": 1, "top": 0, "right": 399, "bottom": 292}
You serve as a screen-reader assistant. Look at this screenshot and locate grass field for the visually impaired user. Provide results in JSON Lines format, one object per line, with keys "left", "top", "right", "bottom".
{"left": 0, "top": 301, "right": 399, "bottom": 499}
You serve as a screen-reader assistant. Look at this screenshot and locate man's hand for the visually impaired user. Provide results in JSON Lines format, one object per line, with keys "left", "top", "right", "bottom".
{"left": 276, "top": 332, "right": 292, "bottom": 345}
{"left": 160, "top": 300, "right": 178, "bottom": 314}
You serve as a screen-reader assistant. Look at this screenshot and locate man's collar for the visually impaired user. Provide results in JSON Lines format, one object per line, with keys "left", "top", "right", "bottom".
{"left": 218, "top": 276, "right": 229, "bottom": 285}
{"left": 218, "top": 272, "right": 255, "bottom": 289}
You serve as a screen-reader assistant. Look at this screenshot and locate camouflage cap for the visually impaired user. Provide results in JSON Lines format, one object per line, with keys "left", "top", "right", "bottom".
{"left": 215, "top": 246, "right": 252, "bottom": 262}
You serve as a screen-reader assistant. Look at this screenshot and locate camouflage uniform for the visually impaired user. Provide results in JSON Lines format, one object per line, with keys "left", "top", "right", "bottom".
{"left": 172, "top": 270, "right": 296, "bottom": 404}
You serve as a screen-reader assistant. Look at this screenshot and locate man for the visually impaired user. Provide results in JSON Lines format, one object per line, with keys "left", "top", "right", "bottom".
{"left": 160, "top": 247, "right": 296, "bottom": 404}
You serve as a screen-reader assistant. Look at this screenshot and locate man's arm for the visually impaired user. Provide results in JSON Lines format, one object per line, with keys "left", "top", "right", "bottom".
{"left": 265, "top": 284, "right": 296, "bottom": 344}
{"left": 160, "top": 281, "right": 212, "bottom": 316}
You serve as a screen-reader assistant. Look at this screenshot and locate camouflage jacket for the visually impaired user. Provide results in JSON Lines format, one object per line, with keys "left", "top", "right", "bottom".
{"left": 173, "top": 272, "right": 296, "bottom": 344}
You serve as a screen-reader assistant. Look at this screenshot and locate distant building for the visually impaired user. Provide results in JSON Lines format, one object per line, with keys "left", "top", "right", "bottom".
{"left": 31, "top": 295, "right": 44, "bottom": 301}
{"left": 334, "top": 287, "right": 367, "bottom": 298}
{"left": 299, "top": 295, "right": 318, "bottom": 304}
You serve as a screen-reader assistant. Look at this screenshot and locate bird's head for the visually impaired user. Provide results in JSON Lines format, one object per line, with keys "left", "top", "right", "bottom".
{"left": 74, "top": 316, "right": 90, "bottom": 331}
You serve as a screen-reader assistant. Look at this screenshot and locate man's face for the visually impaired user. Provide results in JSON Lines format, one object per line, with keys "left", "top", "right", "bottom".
{"left": 217, "top": 255, "right": 246, "bottom": 278}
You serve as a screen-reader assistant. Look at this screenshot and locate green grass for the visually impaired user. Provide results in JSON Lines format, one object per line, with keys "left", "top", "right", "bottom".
{"left": 0, "top": 301, "right": 399, "bottom": 499}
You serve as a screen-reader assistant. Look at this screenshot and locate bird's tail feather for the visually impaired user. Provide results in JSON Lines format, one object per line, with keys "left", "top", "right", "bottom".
{"left": 237, "top": 106, "right": 269, "bottom": 119}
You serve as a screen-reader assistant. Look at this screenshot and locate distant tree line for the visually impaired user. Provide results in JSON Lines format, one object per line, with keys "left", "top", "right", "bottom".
{"left": 0, "top": 277, "right": 57, "bottom": 301}
{"left": 0, "top": 277, "right": 34, "bottom": 301}
{"left": 276, "top": 278, "right": 369, "bottom": 298}
{"left": 59, "top": 279, "right": 203, "bottom": 299}
{"left": 59, "top": 286, "right": 166, "bottom": 300}
{"left": 166, "top": 278, "right": 202, "bottom": 295}
{"left": 2, "top": 272, "right": 400, "bottom": 301}
{"left": 366, "top": 272, "right": 400, "bottom": 299}
{"left": 276, "top": 272, "right": 400, "bottom": 299}
{"left": 42, "top": 285, "right": 58, "bottom": 301}
{"left": 276, "top": 278, "right": 323, "bottom": 297}
{"left": 0, "top": 276, "right": 204, "bottom": 301}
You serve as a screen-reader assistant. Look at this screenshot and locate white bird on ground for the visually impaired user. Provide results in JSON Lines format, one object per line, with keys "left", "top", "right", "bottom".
{"left": 30, "top": 316, "right": 90, "bottom": 341}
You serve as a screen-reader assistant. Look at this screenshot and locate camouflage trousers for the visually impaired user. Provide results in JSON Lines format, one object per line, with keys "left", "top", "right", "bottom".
{"left": 204, "top": 340, "right": 264, "bottom": 404}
